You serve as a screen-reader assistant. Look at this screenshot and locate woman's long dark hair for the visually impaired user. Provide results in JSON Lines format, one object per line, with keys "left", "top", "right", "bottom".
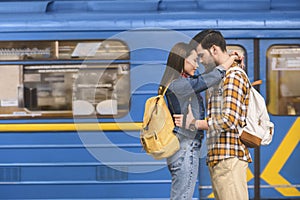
{"left": 158, "top": 42, "right": 193, "bottom": 95}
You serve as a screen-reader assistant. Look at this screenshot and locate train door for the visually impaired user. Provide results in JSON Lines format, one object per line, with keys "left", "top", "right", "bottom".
{"left": 259, "top": 39, "right": 300, "bottom": 199}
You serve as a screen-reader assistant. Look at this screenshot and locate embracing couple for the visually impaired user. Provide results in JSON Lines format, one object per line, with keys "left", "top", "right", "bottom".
{"left": 160, "top": 29, "right": 252, "bottom": 200}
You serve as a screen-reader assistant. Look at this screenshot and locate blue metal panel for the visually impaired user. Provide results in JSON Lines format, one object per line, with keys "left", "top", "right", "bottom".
{"left": 0, "top": 131, "right": 172, "bottom": 199}
{"left": 0, "top": 1, "right": 298, "bottom": 32}
{"left": 0, "top": 1, "right": 49, "bottom": 13}
{"left": 0, "top": 1, "right": 299, "bottom": 199}
{"left": 0, "top": 183, "right": 172, "bottom": 199}
{"left": 47, "top": 0, "right": 160, "bottom": 12}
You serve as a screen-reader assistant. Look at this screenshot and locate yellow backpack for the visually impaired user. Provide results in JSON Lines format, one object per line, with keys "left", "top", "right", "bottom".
{"left": 140, "top": 87, "right": 180, "bottom": 160}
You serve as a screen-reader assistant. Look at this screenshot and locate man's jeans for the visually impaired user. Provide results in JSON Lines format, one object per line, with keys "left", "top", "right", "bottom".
{"left": 168, "top": 140, "right": 201, "bottom": 200}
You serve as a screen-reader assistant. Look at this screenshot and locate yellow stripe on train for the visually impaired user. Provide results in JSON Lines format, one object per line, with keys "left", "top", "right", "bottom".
{"left": 0, "top": 122, "right": 143, "bottom": 132}
{"left": 261, "top": 118, "right": 300, "bottom": 196}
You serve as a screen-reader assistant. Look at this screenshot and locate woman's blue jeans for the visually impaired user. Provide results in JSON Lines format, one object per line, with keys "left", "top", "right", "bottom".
{"left": 167, "top": 140, "right": 201, "bottom": 200}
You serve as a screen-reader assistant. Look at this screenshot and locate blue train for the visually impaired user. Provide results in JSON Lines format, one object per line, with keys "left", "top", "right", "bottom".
{"left": 0, "top": 0, "right": 299, "bottom": 199}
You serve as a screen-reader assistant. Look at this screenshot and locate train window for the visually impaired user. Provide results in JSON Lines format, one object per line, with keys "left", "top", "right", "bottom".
{"left": 267, "top": 45, "right": 300, "bottom": 115}
{"left": 0, "top": 40, "right": 130, "bottom": 119}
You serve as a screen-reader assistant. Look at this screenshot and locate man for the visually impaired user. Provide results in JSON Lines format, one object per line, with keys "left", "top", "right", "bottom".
{"left": 191, "top": 30, "right": 252, "bottom": 200}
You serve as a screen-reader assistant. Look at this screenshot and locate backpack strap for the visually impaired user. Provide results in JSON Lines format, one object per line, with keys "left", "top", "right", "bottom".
{"left": 143, "top": 95, "right": 161, "bottom": 130}
{"left": 158, "top": 82, "right": 171, "bottom": 97}
{"left": 227, "top": 67, "right": 250, "bottom": 84}
{"left": 227, "top": 67, "right": 251, "bottom": 129}
{"left": 252, "top": 80, "right": 262, "bottom": 86}
{"left": 161, "top": 82, "right": 199, "bottom": 139}
{"left": 227, "top": 67, "right": 262, "bottom": 87}
{"left": 182, "top": 97, "right": 192, "bottom": 130}
{"left": 160, "top": 82, "right": 189, "bottom": 128}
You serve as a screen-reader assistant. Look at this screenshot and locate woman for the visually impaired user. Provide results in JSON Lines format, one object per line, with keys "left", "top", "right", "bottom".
{"left": 160, "top": 42, "right": 238, "bottom": 200}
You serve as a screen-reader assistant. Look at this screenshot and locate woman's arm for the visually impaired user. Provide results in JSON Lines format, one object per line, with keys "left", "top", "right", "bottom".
{"left": 172, "top": 55, "right": 244, "bottom": 130}
{"left": 174, "top": 54, "right": 241, "bottom": 97}
{"left": 200, "top": 54, "right": 243, "bottom": 89}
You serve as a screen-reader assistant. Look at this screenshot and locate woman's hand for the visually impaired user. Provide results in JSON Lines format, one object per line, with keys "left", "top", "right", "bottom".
{"left": 173, "top": 105, "right": 209, "bottom": 130}
{"left": 229, "top": 51, "right": 245, "bottom": 69}
{"left": 173, "top": 105, "right": 195, "bottom": 129}
{"left": 173, "top": 113, "right": 184, "bottom": 127}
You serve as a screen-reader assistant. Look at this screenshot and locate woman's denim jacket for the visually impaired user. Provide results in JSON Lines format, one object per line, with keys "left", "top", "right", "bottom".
{"left": 165, "top": 67, "right": 225, "bottom": 140}
{"left": 165, "top": 67, "right": 225, "bottom": 163}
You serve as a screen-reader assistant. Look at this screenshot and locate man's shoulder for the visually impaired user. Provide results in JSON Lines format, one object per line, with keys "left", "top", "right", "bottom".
{"left": 226, "top": 67, "right": 249, "bottom": 82}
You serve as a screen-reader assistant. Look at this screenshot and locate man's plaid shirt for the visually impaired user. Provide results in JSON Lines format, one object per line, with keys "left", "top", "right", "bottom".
{"left": 206, "top": 67, "right": 252, "bottom": 167}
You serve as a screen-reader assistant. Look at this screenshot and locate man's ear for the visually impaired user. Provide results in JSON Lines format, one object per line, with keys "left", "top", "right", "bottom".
{"left": 209, "top": 45, "right": 218, "bottom": 55}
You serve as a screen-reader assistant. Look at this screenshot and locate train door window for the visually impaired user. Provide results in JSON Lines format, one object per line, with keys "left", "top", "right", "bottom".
{"left": 267, "top": 45, "right": 300, "bottom": 115}
{"left": 0, "top": 40, "right": 130, "bottom": 118}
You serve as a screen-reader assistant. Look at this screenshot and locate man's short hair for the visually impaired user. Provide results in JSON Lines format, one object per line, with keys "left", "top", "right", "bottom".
{"left": 189, "top": 29, "right": 227, "bottom": 52}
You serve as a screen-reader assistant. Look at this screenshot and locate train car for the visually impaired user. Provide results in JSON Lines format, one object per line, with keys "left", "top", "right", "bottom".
{"left": 0, "top": 0, "right": 299, "bottom": 199}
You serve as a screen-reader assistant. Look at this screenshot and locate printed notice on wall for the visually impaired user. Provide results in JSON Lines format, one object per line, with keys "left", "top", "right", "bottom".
{"left": 1, "top": 99, "right": 18, "bottom": 107}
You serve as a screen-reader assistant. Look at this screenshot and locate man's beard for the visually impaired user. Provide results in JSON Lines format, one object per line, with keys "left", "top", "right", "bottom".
{"left": 202, "top": 53, "right": 218, "bottom": 73}
{"left": 204, "top": 61, "right": 218, "bottom": 73}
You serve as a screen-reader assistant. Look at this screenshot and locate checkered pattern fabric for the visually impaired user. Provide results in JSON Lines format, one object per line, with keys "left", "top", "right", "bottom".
{"left": 206, "top": 67, "right": 252, "bottom": 167}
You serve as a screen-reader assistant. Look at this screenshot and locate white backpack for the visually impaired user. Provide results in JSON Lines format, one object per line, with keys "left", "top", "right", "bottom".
{"left": 229, "top": 67, "right": 274, "bottom": 148}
